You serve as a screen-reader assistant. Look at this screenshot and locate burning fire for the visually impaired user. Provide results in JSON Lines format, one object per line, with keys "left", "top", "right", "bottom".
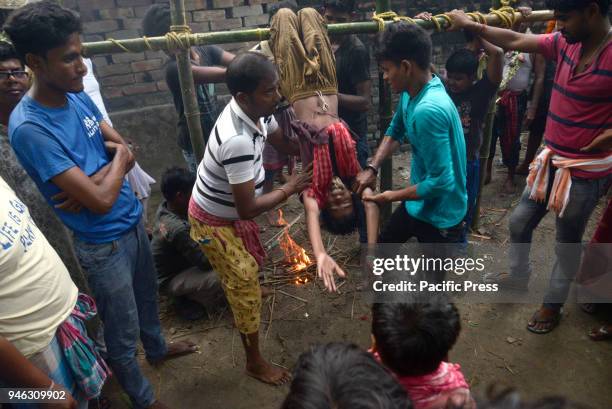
{"left": 277, "top": 209, "right": 312, "bottom": 283}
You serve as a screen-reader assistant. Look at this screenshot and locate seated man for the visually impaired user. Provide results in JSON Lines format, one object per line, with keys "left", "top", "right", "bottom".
{"left": 268, "top": 8, "right": 380, "bottom": 290}
{"left": 152, "top": 167, "right": 225, "bottom": 320}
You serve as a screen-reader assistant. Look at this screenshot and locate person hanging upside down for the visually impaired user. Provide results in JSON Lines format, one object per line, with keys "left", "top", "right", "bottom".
{"left": 267, "top": 7, "right": 380, "bottom": 291}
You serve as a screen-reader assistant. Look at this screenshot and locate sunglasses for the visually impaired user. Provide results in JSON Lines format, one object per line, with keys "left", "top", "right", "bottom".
{"left": 0, "top": 70, "right": 29, "bottom": 80}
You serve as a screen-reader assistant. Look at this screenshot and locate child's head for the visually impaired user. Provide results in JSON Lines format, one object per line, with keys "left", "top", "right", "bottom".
{"left": 161, "top": 167, "right": 195, "bottom": 216}
{"left": 3, "top": 0, "right": 85, "bottom": 94}
{"left": 371, "top": 293, "right": 461, "bottom": 377}
{"left": 281, "top": 342, "right": 412, "bottom": 409}
{"left": 320, "top": 177, "right": 359, "bottom": 235}
{"left": 445, "top": 49, "right": 478, "bottom": 94}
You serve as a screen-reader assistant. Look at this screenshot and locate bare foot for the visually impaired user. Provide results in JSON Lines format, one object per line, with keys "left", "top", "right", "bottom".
{"left": 265, "top": 209, "right": 286, "bottom": 227}
{"left": 149, "top": 340, "right": 198, "bottom": 365}
{"left": 246, "top": 359, "right": 292, "bottom": 386}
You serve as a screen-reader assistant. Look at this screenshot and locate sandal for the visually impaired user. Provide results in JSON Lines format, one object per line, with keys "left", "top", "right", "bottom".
{"left": 483, "top": 271, "right": 528, "bottom": 291}
{"left": 527, "top": 309, "right": 561, "bottom": 334}
{"left": 579, "top": 303, "right": 597, "bottom": 315}
{"left": 588, "top": 325, "right": 612, "bottom": 341}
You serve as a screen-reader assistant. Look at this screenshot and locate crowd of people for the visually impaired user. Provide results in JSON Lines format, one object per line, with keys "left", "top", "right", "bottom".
{"left": 0, "top": 0, "right": 610, "bottom": 408}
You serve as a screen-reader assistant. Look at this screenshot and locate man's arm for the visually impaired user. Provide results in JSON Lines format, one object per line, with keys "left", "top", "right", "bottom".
{"left": 525, "top": 54, "right": 546, "bottom": 128}
{"left": 266, "top": 127, "right": 300, "bottom": 156}
{"left": 220, "top": 50, "right": 235, "bottom": 66}
{"left": 231, "top": 163, "right": 312, "bottom": 220}
{"left": 100, "top": 121, "right": 134, "bottom": 170}
{"left": 446, "top": 10, "right": 541, "bottom": 53}
{"left": 0, "top": 337, "right": 76, "bottom": 409}
{"left": 192, "top": 66, "right": 227, "bottom": 84}
{"left": 303, "top": 194, "right": 346, "bottom": 292}
{"left": 51, "top": 142, "right": 131, "bottom": 214}
{"left": 171, "top": 226, "right": 212, "bottom": 271}
{"left": 361, "top": 187, "right": 380, "bottom": 244}
{"left": 352, "top": 136, "right": 400, "bottom": 195}
{"left": 338, "top": 80, "right": 372, "bottom": 113}
{"left": 481, "top": 37, "right": 504, "bottom": 85}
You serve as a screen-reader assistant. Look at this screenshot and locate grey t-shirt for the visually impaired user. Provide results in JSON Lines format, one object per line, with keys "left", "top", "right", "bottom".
{"left": 165, "top": 45, "right": 224, "bottom": 152}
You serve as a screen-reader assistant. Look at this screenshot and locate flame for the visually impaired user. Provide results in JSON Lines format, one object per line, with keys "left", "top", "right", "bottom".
{"left": 277, "top": 209, "right": 312, "bottom": 275}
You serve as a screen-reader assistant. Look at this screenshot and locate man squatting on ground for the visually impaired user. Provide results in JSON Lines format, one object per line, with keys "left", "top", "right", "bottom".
{"left": 266, "top": 7, "right": 380, "bottom": 291}
{"left": 152, "top": 167, "right": 226, "bottom": 321}
{"left": 446, "top": 0, "right": 612, "bottom": 334}
{"left": 188, "top": 52, "right": 313, "bottom": 385}
{"left": 4, "top": 2, "right": 197, "bottom": 408}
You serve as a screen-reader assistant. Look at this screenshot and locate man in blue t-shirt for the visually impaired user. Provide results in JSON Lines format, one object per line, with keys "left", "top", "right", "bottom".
{"left": 5, "top": 3, "right": 194, "bottom": 409}
{"left": 353, "top": 22, "right": 467, "bottom": 281}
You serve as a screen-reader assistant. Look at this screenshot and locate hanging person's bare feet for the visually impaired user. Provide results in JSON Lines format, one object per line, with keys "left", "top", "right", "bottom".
{"left": 246, "top": 357, "right": 292, "bottom": 385}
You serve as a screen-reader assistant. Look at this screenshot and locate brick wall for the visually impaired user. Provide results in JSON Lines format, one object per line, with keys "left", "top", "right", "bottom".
{"left": 75, "top": 0, "right": 548, "bottom": 144}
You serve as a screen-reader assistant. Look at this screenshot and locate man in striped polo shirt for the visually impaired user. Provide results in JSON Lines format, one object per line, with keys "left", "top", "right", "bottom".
{"left": 447, "top": 0, "right": 611, "bottom": 334}
{"left": 189, "top": 52, "right": 312, "bottom": 385}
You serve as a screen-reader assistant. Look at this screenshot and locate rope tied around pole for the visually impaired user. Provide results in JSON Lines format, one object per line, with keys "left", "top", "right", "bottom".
{"left": 429, "top": 14, "right": 452, "bottom": 32}
{"left": 489, "top": 6, "right": 517, "bottom": 29}
{"left": 372, "top": 11, "right": 415, "bottom": 32}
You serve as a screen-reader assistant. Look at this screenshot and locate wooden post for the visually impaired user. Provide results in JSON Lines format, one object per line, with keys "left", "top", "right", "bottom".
{"left": 375, "top": 0, "right": 393, "bottom": 222}
{"left": 170, "top": 0, "right": 206, "bottom": 162}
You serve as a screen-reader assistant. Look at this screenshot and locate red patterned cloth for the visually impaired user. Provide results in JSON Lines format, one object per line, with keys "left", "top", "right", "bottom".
{"left": 293, "top": 120, "right": 361, "bottom": 208}
{"left": 371, "top": 351, "right": 474, "bottom": 409}
{"left": 498, "top": 89, "right": 523, "bottom": 161}
{"left": 188, "top": 198, "right": 266, "bottom": 267}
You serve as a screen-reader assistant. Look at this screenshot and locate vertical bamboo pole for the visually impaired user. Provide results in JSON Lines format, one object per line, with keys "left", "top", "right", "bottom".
{"left": 170, "top": 0, "right": 206, "bottom": 162}
{"left": 376, "top": 0, "right": 393, "bottom": 222}
{"left": 471, "top": 0, "right": 501, "bottom": 231}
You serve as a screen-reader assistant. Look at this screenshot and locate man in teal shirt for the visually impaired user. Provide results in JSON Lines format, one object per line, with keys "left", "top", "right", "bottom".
{"left": 354, "top": 22, "right": 467, "bottom": 256}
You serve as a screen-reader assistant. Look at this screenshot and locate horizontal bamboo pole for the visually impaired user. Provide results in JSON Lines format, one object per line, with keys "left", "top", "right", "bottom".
{"left": 83, "top": 9, "right": 554, "bottom": 57}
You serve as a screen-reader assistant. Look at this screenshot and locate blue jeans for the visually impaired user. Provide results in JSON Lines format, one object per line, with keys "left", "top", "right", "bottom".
{"left": 181, "top": 149, "right": 198, "bottom": 175}
{"left": 460, "top": 159, "right": 480, "bottom": 243}
{"left": 509, "top": 174, "right": 611, "bottom": 310}
{"left": 356, "top": 132, "right": 370, "bottom": 169}
{"left": 74, "top": 222, "right": 166, "bottom": 409}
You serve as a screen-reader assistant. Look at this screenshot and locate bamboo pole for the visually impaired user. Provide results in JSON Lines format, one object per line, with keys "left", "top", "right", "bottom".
{"left": 82, "top": 10, "right": 554, "bottom": 56}
{"left": 375, "top": 0, "right": 393, "bottom": 222}
{"left": 170, "top": 0, "right": 205, "bottom": 162}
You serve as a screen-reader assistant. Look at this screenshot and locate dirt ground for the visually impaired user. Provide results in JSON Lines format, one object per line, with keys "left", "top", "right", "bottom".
{"left": 104, "top": 149, "right": 612, "bottom": 409}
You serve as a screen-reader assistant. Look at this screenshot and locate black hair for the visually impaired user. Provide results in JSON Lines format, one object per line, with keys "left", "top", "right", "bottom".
{"left": 320, "top": 192, "right": 359, "bottom": 235}
{"left": 376, "top": 21, "right": 432, "bottom": 70}
{"left": 446, "top": 49, "right": 479, "bottom": 77}
{"left": 3, "top": 0, "right": 82, "bottom": 63}
{"left": 226, "top": 51, "right": 277, "bottom": 96}
{"left": 281, "top": 342, "right": 412, "bottom": 409}
{"left": 161, "top": 166, "right": 196, "bottom": 201}
{"left": 371, "top": 293, "right": 461, "bottom": 377}
{"left": 545, "top": 0, "right": 609, "bottom": 14}
{"left": 142, "top": 3, "right": 171, "bottom": 37}
{"left": 268, "top": 0, "right": 299, "bottom": 21}
{"left": 0, "top": 41, "right": 21, "bottom": 64}
{"left": 322, "top": 0, "right": 355, "bottom": 14}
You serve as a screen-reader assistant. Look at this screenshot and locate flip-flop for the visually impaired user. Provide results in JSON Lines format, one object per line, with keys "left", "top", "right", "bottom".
{"left": 527, "top": 310, "right": 561, "bottom": 334}
{"left": 588, "top": 326, "right": 612, "bottom": 341}
{"left": 579, "top": 303, "right": 597, "bottom": 315}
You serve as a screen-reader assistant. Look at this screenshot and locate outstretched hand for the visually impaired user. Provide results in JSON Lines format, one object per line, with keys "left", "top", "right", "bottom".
{"left": 445, "top": 9, "right": 474, "bottom": 32}
{"left": 352, "top": 168, "right": 377, "bottom": 196}
{"left": 316, "top": 253, "right": 346, "bottom": 292}
{"left": 285, "top": 163, "right": 314, "bottom": 195}
{"left": 362, "top": 190, "right": 391, "bottom": 205}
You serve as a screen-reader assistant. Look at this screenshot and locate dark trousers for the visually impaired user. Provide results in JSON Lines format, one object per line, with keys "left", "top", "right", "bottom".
{"left": 378, "top": 204, "right": 463, "bottom": 282}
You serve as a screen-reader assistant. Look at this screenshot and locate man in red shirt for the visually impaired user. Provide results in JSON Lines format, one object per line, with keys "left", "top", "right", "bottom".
{"left": 447, "top": 0, "right": 611, "bottom": 334}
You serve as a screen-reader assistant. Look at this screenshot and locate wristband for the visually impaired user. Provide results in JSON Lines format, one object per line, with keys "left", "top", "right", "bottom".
{"left": 274, "top": 187, "right": 289, "bottom": 202}
{"left": 365, "top": 164, "right": 379, "bottom": 176}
